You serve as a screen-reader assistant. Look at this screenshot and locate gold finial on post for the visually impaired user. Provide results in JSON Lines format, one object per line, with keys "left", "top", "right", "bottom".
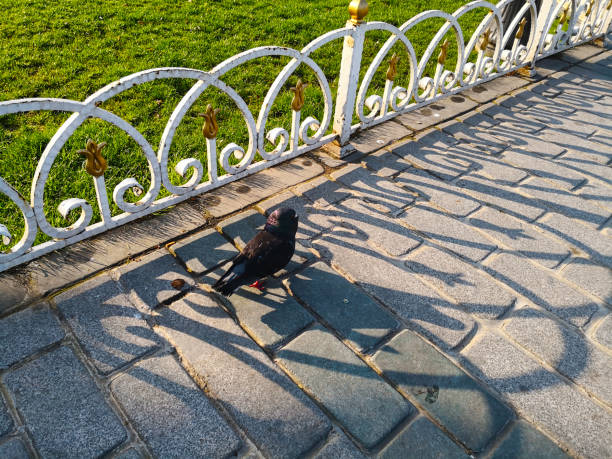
{"left": 290, "top": 79, "right": 308, "bottom": 111}
{"left": 437, "top": 39, "right": 449, "bottom": 65}
{"left": 559, "top": 3, "right": 570, "bottom": 25}
{"left": 386, "top": 53, "right": 400, "bottom": 81}
{"left": 349, "top": 0, "right": 369, "bottom": 24}
{"left": 586, "top": 0, "right": 594, "bottom": 15}
{"left": 515, "top": 17, "right": 528, "bottom": 40}
{"left": 201, "top": 104, "right": 220, "bottom": 139}
{"left": 78, "top": 139, "right": 108, "bottom": 177}
{"left": 476, "top": 30, "right": 490, "bottom": 52}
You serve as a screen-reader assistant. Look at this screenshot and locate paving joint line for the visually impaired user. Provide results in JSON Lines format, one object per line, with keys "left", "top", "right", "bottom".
{"left": 144, "top": 326, "right": 264, "bottom": 459}
{"left": 498, "top": 320, "right": 612, "bottom": 413}
{"left": 269, "top": 249, "right": 495, "bottom": 455}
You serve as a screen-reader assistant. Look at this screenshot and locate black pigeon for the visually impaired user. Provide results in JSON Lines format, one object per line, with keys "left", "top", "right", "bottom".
{"left": 213, "top": 207, "right": 298, "bottom": 296}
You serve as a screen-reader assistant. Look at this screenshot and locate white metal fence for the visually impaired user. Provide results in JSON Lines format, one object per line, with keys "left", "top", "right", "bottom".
{"left": 0, "top": 0, "right": 610, "bottom": 271}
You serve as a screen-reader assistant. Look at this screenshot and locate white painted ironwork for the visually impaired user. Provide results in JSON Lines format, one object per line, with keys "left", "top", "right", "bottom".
{"left": 0, "top": 0, "right": 610, "bottom": 271}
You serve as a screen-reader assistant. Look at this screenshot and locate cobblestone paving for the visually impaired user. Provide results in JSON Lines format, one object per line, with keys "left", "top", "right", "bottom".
{"left": 0, "top": 46, "right": 611, "bottom": 458}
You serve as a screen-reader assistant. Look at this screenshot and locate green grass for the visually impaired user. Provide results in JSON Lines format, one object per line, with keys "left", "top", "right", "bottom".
{"left": 0, "top": 0, "right": 488, "bottom": 249}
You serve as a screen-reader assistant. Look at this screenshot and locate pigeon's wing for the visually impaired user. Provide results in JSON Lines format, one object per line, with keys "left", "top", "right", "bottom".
{"left": 242, "top": 230, "right": 295, "bottom": 277}
{"left": 214, "top": 252, "right": 246, "bottom": 286}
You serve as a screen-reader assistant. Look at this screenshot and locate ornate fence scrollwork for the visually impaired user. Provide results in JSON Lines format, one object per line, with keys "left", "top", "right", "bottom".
{"left": 0, "top": 0, "right": 610, "bottom": 271}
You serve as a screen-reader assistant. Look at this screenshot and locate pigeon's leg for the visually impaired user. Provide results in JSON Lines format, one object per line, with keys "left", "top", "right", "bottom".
{"left": 249, "top": 279, "right": 265, "bottom": 292}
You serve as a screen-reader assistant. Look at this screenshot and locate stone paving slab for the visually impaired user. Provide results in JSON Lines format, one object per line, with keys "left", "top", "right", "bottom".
{"left": 538, "top": 128, "right": 612, "bottom": 166}
{"left": 504, "top": 307, "right": 612, "bottom": 407}
{"left": 544, "top": 76, "right": 609, "bottom": 101}
{"left": 586, "top": 48, "right": 612, "bottom": 68}
{"left": 277, "top": 325, "right": 413, "bottom": 449}
{"left": 54, "top": 273, "right": 161, "bottom": 375}
{"left": 0, "top": 438, "right": 29, "bottom": 458}
{"left": 373, "top": 330, "right": 512, "bottom": 452}
{"left": 489, "top": 123, "right": 570, "bottom": 157}
{"left": 0, "top": 304, "right": 64, "bottom": 369}
{"left": 217, "top": 209, "right": 266, "bottom": 250}
{"left": 114, "top": 249, "right": 194, "bottom": 310}
{"left": 455, "top": 173, "right": 545, "bottom": 222}
{"left": 111, "top": 352, "right": 242, "bottom": 458}
{"left": 558, "top": 44, "right": 603, "bottom": 64}
{"left": 509, "top": 85, "right": 576, "bottom": 107}
{"left": 331, "top": 198, "right": 421, "bottom": 257}
{"left": 331, "top": 164, "right": 416, "bottom": 214}
{"left": 395, "top": 95, "right": 478, "bottom": 131}
{"left": 463, "top": 75, "right": 529, "bottom": 104}
{"left": 441, "top": 121, "right": 509, "bottom": 155}
{"left": 197, "top": 157, "right": 324, "bottom": 218}
{"left": 485, "top": 251, "right": 599, "bottom": 328}
{"left": 349, "top": 120, "right": 412, "bottom": 154}
{"left": 571, "top": 62, "right": 612, "bottom": 88}
{"left": 155, "top": 289, "right": 331, "bottom": 457}
{"left": 524, "top": 108, "right": 597, "bottom": 139}
{"left": 560, "top": 257, "right": 612, "bottom": 303}
{"left": 480, "top": 103, "right": 547, "bottom": 134}
{"left": 499, "top": 94, "right": 576, "bottom": 126}
{"left": 221, "top": 280, "right": 314, "bottom": 350}
{"left": 542, "top": 69, "right": 587, "bottom": 86}
{"left": 554, "top": 91, "right": 612, "bottom": 120}
{"left": 460, "top": 109, "right": 500, "bottom": 129}
{"left": 114, "top": 447, "right": 142, "bottom": 459}
{"left": 313, "top": 429, "right": 366, "bottom": 459}
{"left": 531, "top": 86, "right": 605, "bottom": 118}
{"left": 312, "top": 227, "right": 476, "bottom": 351}
{"left": 595, "top": 314, "right": 612, "bottom": 350}
{"left": 520, "top": 176, "right": 610, "bottom": 229}
{"left": 4, "top": 346, "right": 127, "bottom": 457}
{"left": 169, "top": 228, "right": 238, "bottom": 275}
{"left": 468, "top": 206, "right": 570, "bottom": 269}
{"left": 295, "top": 175, "right": 352, "bottom": 209}
{"left": 360, "top": 148, "right": 411, "bottom": 178}
{"left": 0, "top": 397, "right": 12, "bottom": 437}
{"left": 395, "top": 167, "right": 481, "bottom": 218}
{"left": 379, "top": 417, "right": 468, "bottom": 459}
{"left": 401, "top": 204, "right": 498, "bottom": 263}
{"left": 450, "top": 143, "right": 530, "bottom": 184}
{"left": 405, "top": 246, "right": 516, "bottom": 320}
{"left": 0, "top": 273, "right": 36, "bottom": 314}
{"left": 590, "top": 131, "right": 612, "bottom": 151}
{"left": 286, "top": 262, "right": 398, "bottom": 352}
{"left": 412, "top": 127, "right": 460, "bottom": 147}
{"left": 490, "top": 420, "right": 570, "bottom": 459}
{"left": 536, "top": 213, "right": 612, "bottom": 269}
{"left": 400, "top": 144, "right": 474, "bottom": 182}
{"left": 462, "top": 332, "right": 612, "bottom": 459}
{"left": 534, "top": 56, "right": 571, "bottom": 76}
{"left": 500, "top": 148, "right": 586, "bottom": 191}
{"left": 559, "top": 107, "right": 611, "bottom": 137}
{"left": 579, "top": 181, "right": 612, "bottom": 212}
{"left": 558, "top": 150, "right": 612, "bottom": 184}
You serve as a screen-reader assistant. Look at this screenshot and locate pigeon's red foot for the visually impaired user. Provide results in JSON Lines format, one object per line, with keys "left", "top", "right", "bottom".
{"left": 249, "top": 280, "right": 265, "bottom": 291}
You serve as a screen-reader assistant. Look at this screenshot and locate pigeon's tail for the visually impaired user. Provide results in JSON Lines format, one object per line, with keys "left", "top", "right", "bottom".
{"left": 212, "top": 270, "right": 245, "bottom": 297}
{"left": 213, "top": 278, "right": 239, "bottom": 296}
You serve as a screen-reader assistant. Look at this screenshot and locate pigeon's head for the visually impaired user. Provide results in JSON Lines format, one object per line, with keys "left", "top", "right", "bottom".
{"left": 265, "top": 207, "right": 298, "bottom": 238}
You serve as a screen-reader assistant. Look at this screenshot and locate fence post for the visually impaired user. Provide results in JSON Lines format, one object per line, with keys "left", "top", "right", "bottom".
{"left": 525, "top": 0, "right": 557, "bottom": 75}
{"left": 331, "top": 0, "right": 368, "bottom": 158}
